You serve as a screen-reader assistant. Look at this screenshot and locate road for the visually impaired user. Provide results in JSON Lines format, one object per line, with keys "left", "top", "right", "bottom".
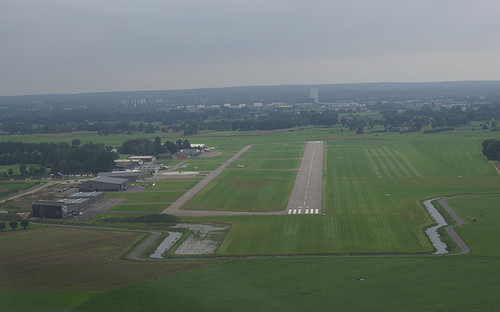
{"left": 438, "top": 198, "right": 471, "bottom": 255}
{"left": 161, "top": 145, "right": 253, "bottom": 216}
{"left": 285, "top": 141, "right": 324, "bottom": 215}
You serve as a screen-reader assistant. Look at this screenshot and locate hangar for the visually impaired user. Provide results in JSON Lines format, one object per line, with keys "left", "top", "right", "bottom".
{"left": 32, "top": 201, "right": 68, "bottom": 219}
{"left": 67, "top": 191, "right": 104, "bottom": 204}
{"left": 98, "top": 171, "right": 142, "bottom": 182}
{"left": 79, "top": 176, "right": 129, "bottom": 192}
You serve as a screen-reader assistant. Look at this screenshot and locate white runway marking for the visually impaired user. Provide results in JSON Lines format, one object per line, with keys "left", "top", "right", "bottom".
{"left": 315, "top": 209, "right": 319, "bottom": 214}
{"left": 305, "top": 209, "right": 309, "bottom": 214}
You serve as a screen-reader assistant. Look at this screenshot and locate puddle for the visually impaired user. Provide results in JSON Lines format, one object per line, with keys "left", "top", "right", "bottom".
{"left": 173, "top": 223, "right": 229, "bottom": 255}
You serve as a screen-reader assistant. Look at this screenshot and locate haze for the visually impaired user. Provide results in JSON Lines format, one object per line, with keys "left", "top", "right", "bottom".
{"left": 1, "top": 0, "right": 500, "bottom": 96}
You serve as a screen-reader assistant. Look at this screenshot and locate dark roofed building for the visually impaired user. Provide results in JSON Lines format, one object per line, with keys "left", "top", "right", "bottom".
{"left": 98, "top": 171, "right": 142, "bottom": 182}
{"left": 32, "top": 201, "right": 68, "bottom": 219}
{"left": 79, "top": 176, "right": 129, "bottom": 192}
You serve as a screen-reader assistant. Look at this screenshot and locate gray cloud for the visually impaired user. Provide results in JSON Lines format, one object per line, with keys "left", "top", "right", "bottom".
{"left": 1, "top": 0, "right": 499, "bottom": 95}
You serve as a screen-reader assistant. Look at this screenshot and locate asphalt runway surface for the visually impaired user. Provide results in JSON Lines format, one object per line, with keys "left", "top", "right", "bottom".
{"left": 286, "top": 141, "right": 324, "bottom": 215}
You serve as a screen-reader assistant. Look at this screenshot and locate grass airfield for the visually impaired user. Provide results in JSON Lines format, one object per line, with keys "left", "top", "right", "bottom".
{"left": 1, "top": 126, "right": 500, "bottom": 311}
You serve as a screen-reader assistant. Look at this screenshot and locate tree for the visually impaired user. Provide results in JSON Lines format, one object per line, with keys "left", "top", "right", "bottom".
{"left": 356, "top": 125, "right": 364, "bottom": 134}
{"left": 71, "top": 138, "right": 81, "bottom": 147}
{"left": 182, "top": 140, "right": 191, "bottom": 149}
{"left": 9, "top": 220, "right": 18, "bottom": 231}
{"left": 19, "top": 163, "right": 27, "bottom": 175}
{"left": 164, "top": 141, "right": 177, "bottom": 154}
{"left": 176, "top": 139, "right": 183, "bottom": 151}
{"left": 20, "top": 219, "right": 30, "bottom": 230}
{"left": 0, "top": 221, "right": 5, "bottom": 232}
{"left": 154, "top": 136, "right": 162, "bottom": 155}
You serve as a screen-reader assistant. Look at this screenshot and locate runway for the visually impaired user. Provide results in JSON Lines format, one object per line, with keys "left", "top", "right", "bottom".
{"left": 285, "top": 141, "right": 323, "bottom": 215}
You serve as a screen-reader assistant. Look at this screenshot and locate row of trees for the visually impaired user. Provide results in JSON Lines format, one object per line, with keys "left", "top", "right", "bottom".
{"left": 120, "top": 137, "right": 191, "bottom": 156}
{"left": 1, "top": 106, "right": 340, "bottom": 135}
{"left": 0, "top": 220, "right": 29, "bottom": 232}
{"left": 377, "top": 103, "right": 500, "bottom": 132}
{"left": 0, "top": 141, "right": 116, "bottom": 174}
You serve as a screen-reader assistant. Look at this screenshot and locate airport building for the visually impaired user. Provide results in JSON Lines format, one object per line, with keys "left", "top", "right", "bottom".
{"left": 67, "top": 191, "right": 104, "bottom": 204}
{"left": 98, "top": 171, "right": 142, "bottom": 182}
{"left": 78, "top": 176, "right": 129, "bottom": 192}
{"left": 31, "top": 201, "right": 68, "bottom": 219}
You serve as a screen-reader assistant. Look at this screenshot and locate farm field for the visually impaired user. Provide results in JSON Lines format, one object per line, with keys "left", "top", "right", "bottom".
{"left": 0, "top": 227, "right": 207, "bottom": 290}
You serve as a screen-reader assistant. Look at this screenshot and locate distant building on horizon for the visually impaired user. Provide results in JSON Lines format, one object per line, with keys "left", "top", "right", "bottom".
{"left": 310, "top": 88, "right": 319, "bottom": 103}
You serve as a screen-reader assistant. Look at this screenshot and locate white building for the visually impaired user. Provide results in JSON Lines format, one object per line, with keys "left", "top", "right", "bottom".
{"left": 310, "top": 88, "right": 319, "bottom": 103}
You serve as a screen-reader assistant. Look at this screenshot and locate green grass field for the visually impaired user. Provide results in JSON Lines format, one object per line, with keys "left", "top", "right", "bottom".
{"left": 182, "top": 170, "right": 297, "bottom": 212}
{"left": 105, "top": 191, "right": 184, "bottom": 203}
{"left": 445, "top": 194, "right": 500, "bottom": 257}
{"left": 141, "top": 180, "right": 201, "bottom": 191}
{"left": 74, "top": 256, "right": 500, "bottom": 312}
{"left": 3, "top": 127, "right": 500, "bottom": 311}
{"left": 107, "top": 204, "right": 168, "bottom": 213}
{"left": 179, "top": 129, "right": 500, "bottom": 255}
{"left": 227, "top": 158, "right": 300, "bottom": 170}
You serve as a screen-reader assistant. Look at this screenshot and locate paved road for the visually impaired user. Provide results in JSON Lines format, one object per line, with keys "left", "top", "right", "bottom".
{"left": 438, "top": 198, "right": 471, "bottom": 255}
{"left": 161, "top": 145, "right": 253, "bottom": 216}
{"left": 286, "top": 141, "right": 324, "bottom": 215}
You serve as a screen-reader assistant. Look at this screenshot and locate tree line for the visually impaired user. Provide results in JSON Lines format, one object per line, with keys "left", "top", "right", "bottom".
{"left": 120, "top": 137, "right": 191, "bottom": 156}
{"left": 0, "top": 141, "right": 116, "bottom": 174}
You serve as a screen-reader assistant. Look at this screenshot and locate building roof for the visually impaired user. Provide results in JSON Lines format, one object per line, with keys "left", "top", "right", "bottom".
{"left": 32, "top": 200, "right": 65, "bottom": 207}
{"left": 98, "top": 171, "right": 141, "bottom": 177}
{"left": 89, "top": 176, "right": 129, "bottom": 184}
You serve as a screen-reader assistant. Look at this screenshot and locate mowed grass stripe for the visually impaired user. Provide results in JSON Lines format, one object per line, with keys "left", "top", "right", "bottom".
{"left": 364, "top": 148, "right": 383, "bottom": 178}
{"left": 382, "top": 146, "right": 413, "bottom": 177}
{"left": 392, "top": 149, "right": 423, "bottom": 177}
{"left": 376, "top": 148, "right": 405, "bottom": 177}
{"left": 367, "top": 148, "right": 394, "bottom": 177}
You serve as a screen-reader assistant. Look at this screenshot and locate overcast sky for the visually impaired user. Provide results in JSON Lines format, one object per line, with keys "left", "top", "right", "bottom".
{"left": 1, "top": 0, "right": 500, "bottom": 96}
